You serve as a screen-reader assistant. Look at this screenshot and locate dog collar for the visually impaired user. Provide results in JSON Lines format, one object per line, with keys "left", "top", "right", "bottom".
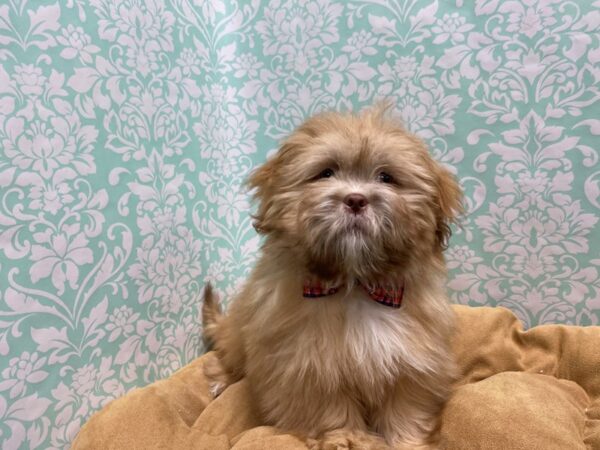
{"left": 302, "top": 279, "right": 404, "bottom": 308}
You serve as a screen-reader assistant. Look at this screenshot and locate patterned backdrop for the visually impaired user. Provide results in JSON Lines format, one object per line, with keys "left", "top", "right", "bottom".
{"left": 0, "top": 0, "right": 599, "bottom": 448}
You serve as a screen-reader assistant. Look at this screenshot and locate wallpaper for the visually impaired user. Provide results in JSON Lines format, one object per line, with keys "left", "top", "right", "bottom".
{"left": 0, "top": 0, "right": 599, "bottom": 448}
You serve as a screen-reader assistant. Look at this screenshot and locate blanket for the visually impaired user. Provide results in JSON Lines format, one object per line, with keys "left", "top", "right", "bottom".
{"left": 72, "top": 305, "right": 600, "bottom": 449}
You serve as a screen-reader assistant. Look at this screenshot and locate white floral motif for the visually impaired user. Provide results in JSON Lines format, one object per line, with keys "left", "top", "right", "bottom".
{"left": 164, "top": 314, "right": 196, "bottom": 348}
{"left": 393, "top": 79, "right": 462, "bottom": 138}
{"left": 125, "top": 43, "right": 160, "bottom": 76}
{"left": 437, "top": 0, "right": 599, "bottom": 121}
{"left": 341, "top": 30, "right": 377, "bottom": 59}
{"left": 215, "top": 186, "right": 250, "bottom": 227}
{"left": 195, "top": 113, "right": 259, "bottom": 160}
{"left": 176, "top": 48, "right": 202, "bottom": 76}
{"left": 48, "top": 357, "right": 124, "bottom": 449}
{"left": 501, "top": 0, "right": 558, "bottom": 38}
{"left": 230, "top": 53, "right": 263, "bottom": 78}
{"left": 379, "top": 55, "right": 435, "bottom": 96}
{"left": 30, "top": 229, "right": 94, "bottom": 294}
{"left": 432, "top": 12, "right": 474, "bottom": 44}
{"left": 57, "top": 25, "right": 100, "bottom": 63}
{"left": 3, "top": 116, "right": 97, "bottom": 180}
{"left": 106, "top": 306, "right": 140, "bottom": 342}
{"left": 156, "top": 350, "right": 180, "bottom": 377}
{"left": 256, "top": 0, "right": 343, "bottom": 74}
{"left": 13, "top": 65, "right": 46, "bottom": 97}
{"left": 446, "top": 245, "right": 484, "bottom": 271}
{"left": 28, "top": 180, "right": 74, "bottom": 215}
{"left": 96, "top": 0, "right": 175, "bottom": 51}
{"left": 72, "top": 364, "right": 101, "bottom": 396}
{"left": 127, "top": 229, "right": 202, "bottom": 309}
{"left": 512, "top": 248, "right": 558, "bottom": 279}
{"left": 193, "top": 0, "right": 226, "bottom": 24}
{"left": 451, "top": 108, "right": 599, "bottom": 325}
{"left": 0, "top": 392, "right": 51, "bottom": 449}
{"left": 0, "top": 352, "right": 48, "bottom": 399}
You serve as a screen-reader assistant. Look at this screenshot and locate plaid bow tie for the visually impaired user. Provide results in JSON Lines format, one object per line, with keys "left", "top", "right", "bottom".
{"left": 302, "top": 280, "right": 404, "bottom": 309}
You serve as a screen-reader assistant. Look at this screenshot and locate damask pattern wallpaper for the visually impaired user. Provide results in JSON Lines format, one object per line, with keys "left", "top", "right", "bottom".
{"left": 0, "top": 0, "right": 599, "bottom": 448}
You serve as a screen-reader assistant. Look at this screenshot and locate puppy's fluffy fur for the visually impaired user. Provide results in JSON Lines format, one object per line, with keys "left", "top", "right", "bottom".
{"left": 203, "top": 106, "right": 463, "bottom": 447}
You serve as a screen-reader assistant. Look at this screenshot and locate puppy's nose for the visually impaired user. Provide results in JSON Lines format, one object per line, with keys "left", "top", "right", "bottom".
{"left": 343, "top": 193, "right": 368, "bottom": 213}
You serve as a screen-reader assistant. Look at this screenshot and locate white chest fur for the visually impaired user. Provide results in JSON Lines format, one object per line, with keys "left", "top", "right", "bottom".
{"left": 343, "top": 289, "right": 415, "bottom": 383}
{"left": 284, "top": 287, "right": 430, "bottom": 390}
{"left": 250, "top": 283, "right": 440, "bottom": 400}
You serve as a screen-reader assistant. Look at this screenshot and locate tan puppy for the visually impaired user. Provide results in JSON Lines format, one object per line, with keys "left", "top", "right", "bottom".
{"left": 202, "top": 106, "right": 463, "bottom": 447}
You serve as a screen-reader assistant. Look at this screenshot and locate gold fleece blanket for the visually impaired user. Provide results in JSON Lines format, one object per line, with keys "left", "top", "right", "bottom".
{"left": 72, "top": 306, "right": 600, "bottom": 449}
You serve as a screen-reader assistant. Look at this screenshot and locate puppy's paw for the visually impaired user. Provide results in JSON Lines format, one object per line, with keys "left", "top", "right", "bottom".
{"left": 387, "top": 436, "right": 439, "bottom": 450}
{"left": 202, "top": 353, "right": 232, "bottom": 399}
{"left": 391, "top": 443, "right": 437, "bottom": 450}
{"left": 308, "top": 429, "right": 390, "bottom": 450}
{"left": 208, "top": 380, "right": 227, "bottom": 398}
{"left": 306, "top": 430, "right": 349, "bottom": 450}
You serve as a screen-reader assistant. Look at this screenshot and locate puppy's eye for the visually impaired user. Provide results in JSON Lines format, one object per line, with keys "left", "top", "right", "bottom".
{"left": 317, "top": 168, "right": 335, "bottom": 179}
{"left": 378, "top": 172, "right": 394, "bottom": 183}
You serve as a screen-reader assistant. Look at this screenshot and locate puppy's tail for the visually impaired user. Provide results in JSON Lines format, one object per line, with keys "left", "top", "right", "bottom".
{"left": 202, "top": 283, "right": 223, "bottom": 350}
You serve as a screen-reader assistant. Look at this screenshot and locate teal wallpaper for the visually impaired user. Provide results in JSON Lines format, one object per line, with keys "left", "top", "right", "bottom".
{"left": 0, "top": 0, "right": 599, "bottom": 448}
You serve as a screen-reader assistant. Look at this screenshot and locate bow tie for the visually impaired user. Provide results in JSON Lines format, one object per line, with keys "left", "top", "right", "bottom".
{"left": 302, "top": 279, "right": 404, "bottom": 308}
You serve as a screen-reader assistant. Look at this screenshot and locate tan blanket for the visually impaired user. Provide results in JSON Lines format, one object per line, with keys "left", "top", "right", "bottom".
{"left": 72, "top": 306, "right": 600, "bottom": 449}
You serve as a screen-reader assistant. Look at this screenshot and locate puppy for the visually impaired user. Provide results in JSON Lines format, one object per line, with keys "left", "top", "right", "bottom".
{"left": 202, "top": 105, "right": 463, "bottom": 447}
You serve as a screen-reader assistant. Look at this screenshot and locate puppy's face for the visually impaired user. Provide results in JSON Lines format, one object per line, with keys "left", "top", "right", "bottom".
{"left": 249, "top": 108, "right": 462, "bottom": 282}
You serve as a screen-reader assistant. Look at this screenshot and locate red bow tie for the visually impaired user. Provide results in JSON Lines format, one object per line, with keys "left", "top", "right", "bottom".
{"left": 302, "top": 280, "right": 404, "bottom": 309}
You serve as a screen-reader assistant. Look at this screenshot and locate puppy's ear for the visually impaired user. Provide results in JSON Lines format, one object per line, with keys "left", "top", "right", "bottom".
{"left": 434, "top": 164, "right": 463, "bottom": 250}
{"left": 246, "top": 152, "right": 282, "bottom": 234}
